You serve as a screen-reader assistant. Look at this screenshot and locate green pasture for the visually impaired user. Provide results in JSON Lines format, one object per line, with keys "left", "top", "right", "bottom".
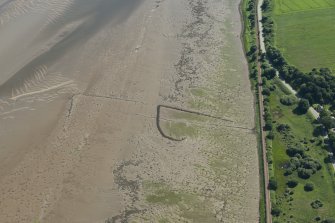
{"left": 268, "top": 81, "right": 335, "bottom": 222}
{"left": 274, "top": 0, "right": 335, "bottom": 14}
{"left": 273, "top": 0, "right": 335, "bottom": 72}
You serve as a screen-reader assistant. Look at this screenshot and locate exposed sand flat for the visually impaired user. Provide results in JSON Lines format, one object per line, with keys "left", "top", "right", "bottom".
{"left": 0, "top": 0, "right": 259, "bottom": 222}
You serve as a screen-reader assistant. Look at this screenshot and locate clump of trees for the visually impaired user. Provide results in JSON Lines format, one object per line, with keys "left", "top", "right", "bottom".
{"left": 284, "top": 146, "right": 322, "bottom": 179}
{"left": 261, "top": 0, "right": 335, "bottom": 108}
{"left": 245, "top": 0, "right": 259, "bottom": 83}
{"left": 263, "top": 102, "right": 273, "bottom": 131}
{"left": 261, "top": 62, "right": 277, "bottom": 80}
{"left": 261, "top": 0, "right": 335, "bottom": 111}
{"left": 246, "top": 0, "right": 256, "bottom": 29}
{"left": 266, "top": 46, "right": 335, "bottom": 107}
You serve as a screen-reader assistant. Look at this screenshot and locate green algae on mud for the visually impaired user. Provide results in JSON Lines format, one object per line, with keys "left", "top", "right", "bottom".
{"left": 144, "top": 181, "right": 217, "bottom": 223}
{"left": 163, "top": 121, "right": 198, "bottom": 139}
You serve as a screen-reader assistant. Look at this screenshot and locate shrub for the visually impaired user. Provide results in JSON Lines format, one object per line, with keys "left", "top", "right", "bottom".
{"left": 271, "top": 206, "right": 282, "bottom": 217}
{"left": 301, "top": 158, "right": 322, "bottom": 172}
{"left": 304, "top": 183, "right": 314, "bottom": 192}
{"left": 265, "top": 119, "right": 273, "bottom": 131}
{"left": 298, "top": 168, "right": 313, "bottom": 179}
{"left": 284, "top": 168, "right": 293, "bottom": 176}
{"left": 262, "top": 88, "right": 271, "bottom": 96}
{"left": 277, "top": 124, "right": 290, "bottom": 133}
{"left": 269, "top": 178, "right": 278, "bottom": 190}
{"left": 286, "top": 147, "right": 305, "bottom": 157}
{"left": 269, "top": 84, "right": 276, "bottom": 91}
{"left": 287, "top": 180, "right": 298, "bottom": 188}
{"left": 289, "top": 157, "right": 301, "bottom": 170}
{"left": 311, "top": 200, "right": 323, "bottom": 209}
{"left": 280, "top": 95, "right": 297, "bottom": 106}
{"left": 267, "top": 131, "right": 275, "bottom": 139}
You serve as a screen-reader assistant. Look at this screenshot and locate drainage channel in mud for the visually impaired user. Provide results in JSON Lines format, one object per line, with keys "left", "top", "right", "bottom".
{"left": 107, "top": 160, "right": 146, "bottom": 223}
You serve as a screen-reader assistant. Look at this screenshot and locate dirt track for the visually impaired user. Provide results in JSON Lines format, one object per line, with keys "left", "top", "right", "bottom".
{"left": 0, "top": 0, "right": 259, "bottom": 222}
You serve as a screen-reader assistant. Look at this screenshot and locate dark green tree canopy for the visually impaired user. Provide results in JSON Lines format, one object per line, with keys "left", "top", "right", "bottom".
{"left": 296, "top": 99, "right": 310, "bottom": 114}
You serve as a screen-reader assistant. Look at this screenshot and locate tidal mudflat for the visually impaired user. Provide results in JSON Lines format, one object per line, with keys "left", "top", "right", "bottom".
{"left": 0, "top": 0, "right": 259, "bottom": 222}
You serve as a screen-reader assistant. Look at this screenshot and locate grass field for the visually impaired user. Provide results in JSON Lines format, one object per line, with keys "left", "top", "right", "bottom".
{"left": 268, "top": 79, "right": 335, "bottom": 222}
{"left": 274, "top": 0, "right": 335, "bottom": 14}
{"left": 273, "top": 0, "right": 335, "bottom": 72}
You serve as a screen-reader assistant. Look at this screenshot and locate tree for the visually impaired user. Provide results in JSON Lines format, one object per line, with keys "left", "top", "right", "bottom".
{"left": 328, "top": 132, "right": 335, "bottom": 148}
{"left": 269, "top": 178, "right": 278, "bottom": 190}
{"left": 298, "top": 168, "right": 313, "bottom": 179}
{"left": 296, "top": 99, "right": 310, "bottom": 114}
{"left": 261, "top": 0, "right": 270, "bottom": 10}
{"left": 304, "top": 183, "right": 314, "bottom": 192}
{"left": 287, "top": 180, "right": 298, "bottom": 188}
{"left": 319, "top": 114, "right": 335, "bottom": 131}
{"left": 263, "top": 68, "right": 277, "bottom": 80}
{"left": 313, "top": 124, "right": 326, "bottom": 137}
